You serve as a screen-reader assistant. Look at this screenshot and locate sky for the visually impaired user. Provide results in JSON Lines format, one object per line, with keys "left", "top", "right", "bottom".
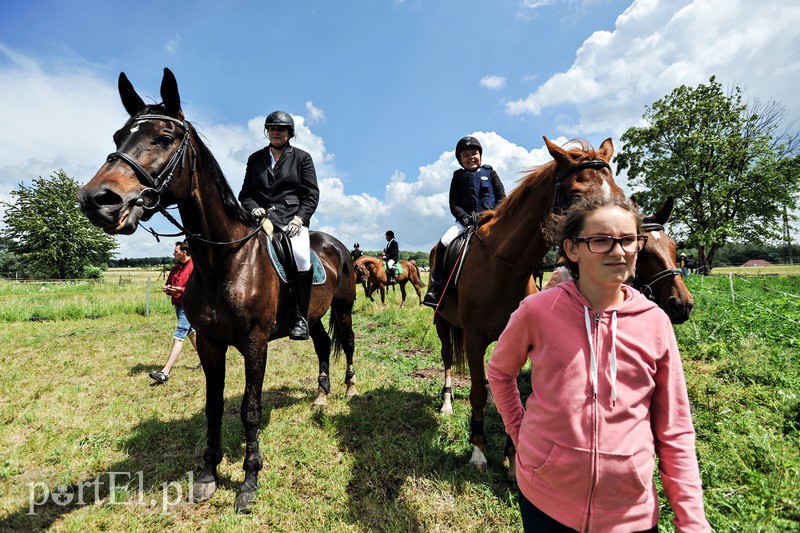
{"left": 0, "top": 0, "right": 798, "bottom": 257}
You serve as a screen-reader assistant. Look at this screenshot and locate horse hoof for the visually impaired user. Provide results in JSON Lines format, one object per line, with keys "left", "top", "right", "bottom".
{"left": 345, "top": 385, "right": 358, "bottom": 399}
{"left": 192, "top": 480, "right": 216, "bottom": 503}
{"left": 234, "top": 489, "right": 257, "bottom": 514}
{"left": 439, "top": 405, "right": 453, "bottom": 416}
{"left": 312, "top": 396, "right": 328, "bottom": 410}
{"left": 469, "top": 446, "right": 488, "bottom": 472}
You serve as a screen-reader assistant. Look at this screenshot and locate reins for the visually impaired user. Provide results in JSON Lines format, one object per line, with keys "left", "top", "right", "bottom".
{"left": 107, "top": 113, "right": 265, "bottom": 247}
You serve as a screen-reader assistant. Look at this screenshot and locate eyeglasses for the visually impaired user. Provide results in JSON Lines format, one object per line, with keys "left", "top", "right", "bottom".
{"left": 573, "top": 234, "right": 648, "bottom": 254}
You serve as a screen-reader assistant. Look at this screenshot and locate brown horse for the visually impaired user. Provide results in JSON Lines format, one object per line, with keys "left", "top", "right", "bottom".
{"left": 354, "top": 255, "right": 425, "bottom": 307}
{"left": 76, "top": 69, "right": 357, "bottom": 513}
{"left": 432, "top": 137, "right": 625, "bottom": 473}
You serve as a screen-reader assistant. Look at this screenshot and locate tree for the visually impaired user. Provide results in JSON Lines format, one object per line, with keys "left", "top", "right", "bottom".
{"left": 616, "top": 76, "right": 800, "bottom": 272}
{"left": 1, "top": 171, "right": 118, "bottom": 279}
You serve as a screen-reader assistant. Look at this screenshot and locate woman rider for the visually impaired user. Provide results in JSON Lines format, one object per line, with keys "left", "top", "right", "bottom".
{"left": 423, "top": 135, "right": 506, "bottom": 308}
{"left": 238, "top": 110, "right": 319, "bottom": 340}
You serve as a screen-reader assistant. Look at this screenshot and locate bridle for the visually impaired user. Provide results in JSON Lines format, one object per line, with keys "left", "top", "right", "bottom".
{"left": 635, "top": 222, "right": 682, "bottom": 301}
{"left": 105, "top": 112, "right": 264, "bottom": 246}
{"left": 105, "top": 113, "right": 194, "bottom": 211}
{"left": 553, "top": 159, "right": 611, "bottom": 212}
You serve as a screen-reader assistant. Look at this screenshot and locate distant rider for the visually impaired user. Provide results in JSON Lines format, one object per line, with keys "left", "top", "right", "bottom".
{"left": 382, "top": 230, "right": 399, "bottom": 284}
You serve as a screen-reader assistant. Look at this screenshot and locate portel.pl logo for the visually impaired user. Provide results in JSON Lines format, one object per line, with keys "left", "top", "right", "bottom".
{"left": 27, "top": 471, "right": 194, "bottom": 514}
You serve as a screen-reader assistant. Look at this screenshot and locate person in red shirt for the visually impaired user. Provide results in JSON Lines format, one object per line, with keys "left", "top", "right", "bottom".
{"left": 149, "top": 241, "right": 199, "bottom": 383}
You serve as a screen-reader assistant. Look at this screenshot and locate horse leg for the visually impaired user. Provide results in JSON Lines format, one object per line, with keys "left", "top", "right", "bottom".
{"left": 332, "top": 298, "right": 358, "bottom": 399}
{"left": 504, "top": 434, "right": 517, "bottom": 480}
{"left": 234, "top": 341, "right": 268, "bottom": 514}
{"left": 310, "top": 321, "right": 331, "bottom": 409}
{"left": 465, "top": 334, "right": 490, "bottom": 472}
{"left": 379, "top": 286, "right": 385, "bottom": 305}
{"left": 192, "top": 336, "right": 227, "bottom": 503}
{"left": 435, "top": 318, "right": 454, "bottom": 416}
{"left": 399, "top": 280, "right": 407, "bottom": 308}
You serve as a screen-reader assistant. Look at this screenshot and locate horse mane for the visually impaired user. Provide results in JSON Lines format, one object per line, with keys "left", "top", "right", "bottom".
{"left": 134, "top": 105, "right": 250, "bottom": 225}
{"left": 483, "top": 139, "right": 602, "bottom": 225}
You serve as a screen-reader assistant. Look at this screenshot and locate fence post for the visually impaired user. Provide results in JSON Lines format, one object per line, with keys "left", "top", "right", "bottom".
{"left": 728, "top": 273, "right": 735, "bottom": 303}
{"left": 146, "top": 278, "right": 151, "bottom": 316}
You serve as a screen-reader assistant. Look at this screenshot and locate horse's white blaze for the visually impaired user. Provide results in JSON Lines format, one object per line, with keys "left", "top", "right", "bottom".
{"left": 650, "top": 231, "right": 662, "bottom": 240}
{"left": 470, "top": 445, "right": 488, "bottom": 468}
{"left": 601, "top": 180, "right": 611, "bottom": 198}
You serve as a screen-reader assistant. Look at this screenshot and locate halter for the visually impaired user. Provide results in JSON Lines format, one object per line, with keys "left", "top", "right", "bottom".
{"left": 105, "top": 113, "right": 194, "bottom": 210}
{"left": 636, "top": 222, "right": 682, "bottom": 301}
{"left": 553, "top": 159, "right": 612, "bottom": 212}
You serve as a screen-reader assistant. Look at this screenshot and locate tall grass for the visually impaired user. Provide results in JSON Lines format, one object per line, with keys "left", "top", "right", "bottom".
{"left": 0, "top": 273, "right": 797, "bottom": 530}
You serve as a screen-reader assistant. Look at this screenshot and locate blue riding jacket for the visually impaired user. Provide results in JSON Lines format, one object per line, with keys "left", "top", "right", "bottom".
{"left": 449, "top": 165, "right": 506, "bottom": 221}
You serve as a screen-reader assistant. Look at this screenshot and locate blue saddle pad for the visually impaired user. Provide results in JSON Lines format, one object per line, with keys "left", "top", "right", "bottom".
{"left": 266, "top": 238, "right": 326, "bottom": 285}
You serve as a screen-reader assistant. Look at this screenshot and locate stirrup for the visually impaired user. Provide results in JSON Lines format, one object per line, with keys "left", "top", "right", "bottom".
{"left": 289, "top": 317, "right": 309, "bottom": 340}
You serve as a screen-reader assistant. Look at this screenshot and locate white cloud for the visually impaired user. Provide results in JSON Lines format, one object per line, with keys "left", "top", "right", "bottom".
{"left": 305, "top": 101, "right": 325, "bottom": 124}
{"left": 0, "top": 46, "right": 582, "bottom": 256}
{"left": 480, "top": 75, "right": 508, "bottom": 90}
{"left": 507, "top": 0, "right": 800, "bottom": 136}
{"left": 166, "top": 34, "right": 181, "bottom": 54}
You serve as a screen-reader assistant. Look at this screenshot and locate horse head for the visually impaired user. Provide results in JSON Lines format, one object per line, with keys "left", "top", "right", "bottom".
{"left": 544, "top": 136, "right": 624, "bottom": 207}
{"left": 633, "top": 196, "right": 694, "bottom": 324}
{"left": 354, "top": 259, "right": 370, "bottom": 284}
{"left": 77, "top": 68, "right": 193, "bottom": 234}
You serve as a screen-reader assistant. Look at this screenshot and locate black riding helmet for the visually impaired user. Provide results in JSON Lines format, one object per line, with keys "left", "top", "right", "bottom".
{"left": 264, "top": 110, "right": 295, "bottom": 132}
{"left": 455, "top": 136, "right": 482, "bottom": 162}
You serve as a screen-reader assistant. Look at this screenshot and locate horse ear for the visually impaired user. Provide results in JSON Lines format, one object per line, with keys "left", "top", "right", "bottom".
{"left": 160, "top": 68, "right": 184, "bottom": 119}
{"left": 597, "top": 138, "right": 614, "bottom": 161}
{"left": 630, "top": 195, "right": 639, "bottom": 209}
{"left": 118, "top": 72, "right": 145, "bottom": 116}
{"left": 543, "top": 136, "right": 572, "bottom": 168}
{"left": 651, "top": 196, "right": 674, "bottom": 224}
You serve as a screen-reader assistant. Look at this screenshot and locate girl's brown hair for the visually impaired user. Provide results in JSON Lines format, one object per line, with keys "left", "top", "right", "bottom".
{"left": 544, "top": 193, "right": 643, "bottom": 279}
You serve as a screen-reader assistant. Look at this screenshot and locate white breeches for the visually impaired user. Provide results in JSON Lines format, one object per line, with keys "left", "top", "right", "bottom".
{"left": 440, "top": 221, "right": 468, "bottom": 247}
{"left": 387, "top": 259, "right": 396, "bottom": 271}
{"left": 281, "top": 224, "right": 311, "bottom": 272}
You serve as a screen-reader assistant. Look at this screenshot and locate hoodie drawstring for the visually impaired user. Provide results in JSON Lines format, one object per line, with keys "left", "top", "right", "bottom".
{"left": 583, "top": 306, "right": 619, "bottom": 407}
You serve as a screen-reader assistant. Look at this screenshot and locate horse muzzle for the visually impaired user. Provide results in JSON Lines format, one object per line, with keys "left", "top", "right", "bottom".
{"left": 77, "top": 185, "right": 146, "bottom": 235}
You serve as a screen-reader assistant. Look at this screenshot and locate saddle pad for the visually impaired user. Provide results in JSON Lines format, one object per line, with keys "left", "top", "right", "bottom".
{"left": 267, "top": 238, "right": 326, "bottom": 285}
{"left": 384, "top": 261, "right": 403, "bottom": 275}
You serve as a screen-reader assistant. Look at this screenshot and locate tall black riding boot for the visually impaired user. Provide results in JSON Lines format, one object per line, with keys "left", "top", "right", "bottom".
{"left": 290, "top": 270, "right": 313, "bottom": 340}
{"left": 423, "top": 242, "right": 448, "bottom": 308}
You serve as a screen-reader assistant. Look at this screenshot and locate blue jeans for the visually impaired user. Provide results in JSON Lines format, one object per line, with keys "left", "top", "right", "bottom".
{"left": 173, "top": 305, "right": 195, "bottom": 341}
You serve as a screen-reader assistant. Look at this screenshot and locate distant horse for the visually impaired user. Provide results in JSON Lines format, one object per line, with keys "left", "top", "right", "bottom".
{"left": 76, "top": 69, "right": 357, "bottom": 513}
{"left": 354, "top": 255, "right": 425, "bottom": 307}
{"left": 430, "top": 138, "right": 632, "bottom": 475}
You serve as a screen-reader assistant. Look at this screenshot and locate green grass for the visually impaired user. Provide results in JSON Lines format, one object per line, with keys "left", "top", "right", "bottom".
{"left": 0, "top": 273, "right": 798, "bottom": 531}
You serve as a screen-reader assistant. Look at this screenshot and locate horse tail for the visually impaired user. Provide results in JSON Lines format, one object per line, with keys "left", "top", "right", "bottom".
{"left": 451, "top": 326, "right": 466, "bottom": 375}
{"left": 327, "top": 309, "right": 344, "bottom": 361}
{"left": 408, "top": 260, "right": 426, "bottom": 288}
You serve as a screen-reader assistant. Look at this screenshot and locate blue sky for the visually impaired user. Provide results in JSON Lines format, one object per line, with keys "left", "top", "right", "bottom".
{"left": 1, "top": 0, "right": 798, "bottom": 257}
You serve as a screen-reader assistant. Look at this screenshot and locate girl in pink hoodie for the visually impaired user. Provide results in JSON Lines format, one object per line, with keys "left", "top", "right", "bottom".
{"left": 487, "top": 194, "right": 710, "bottom": 532}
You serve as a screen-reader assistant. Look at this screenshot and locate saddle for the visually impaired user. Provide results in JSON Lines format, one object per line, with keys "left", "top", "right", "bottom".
{"left": 440, "top": 230, "right": 473, "bottom": 290}
{"left": 265, "top": 231, "right": 326, "bottom": 286}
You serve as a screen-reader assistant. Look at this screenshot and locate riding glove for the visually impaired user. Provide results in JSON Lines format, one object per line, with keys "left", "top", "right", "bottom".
{"left": 460, "top": 216, "right": 472, "bottom": 227}
{"left": 286, "top": 215, "right": 304, "bottom": 238}
{"left": 251, "top": 207, "right": 266, "bottom": 219}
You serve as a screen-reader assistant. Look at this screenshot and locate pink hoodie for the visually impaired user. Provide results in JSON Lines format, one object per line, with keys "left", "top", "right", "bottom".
{"left": 487, "top": 280, "right": 710, "bottom": 532}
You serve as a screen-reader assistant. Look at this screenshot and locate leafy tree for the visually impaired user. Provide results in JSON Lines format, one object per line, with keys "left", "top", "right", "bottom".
{"left": 1, "top": 171, "right": 118, "bottom": 279}
{"left": 616, "top": 76, "right": 799, "bottom": 272}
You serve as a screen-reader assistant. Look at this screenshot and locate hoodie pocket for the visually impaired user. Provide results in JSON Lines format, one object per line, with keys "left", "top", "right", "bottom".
{"left": 592, "top": 451, "right": 650, "bottom": 510}
{"left": 523, "top": 443, "right": 593, "bottom": 507}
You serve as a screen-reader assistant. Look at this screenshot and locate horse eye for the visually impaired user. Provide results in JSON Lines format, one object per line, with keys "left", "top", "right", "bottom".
{"left": 156, "top": 135, "right": 173, "bottom": 147}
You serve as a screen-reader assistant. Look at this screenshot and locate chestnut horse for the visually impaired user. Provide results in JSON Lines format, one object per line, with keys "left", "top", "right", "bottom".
{"left": 433, "top": 138, "right": 623, "bottom": 473}
{"left": 77, "top": 69, "right": 357, "bottom": 513}
{"left": 354, "top": 255, "right": 425, "bottom": 307}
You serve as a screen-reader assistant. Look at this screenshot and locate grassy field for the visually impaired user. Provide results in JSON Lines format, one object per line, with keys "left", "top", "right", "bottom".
{"left": 0, "top": 269, "right": 798, "bottom": 531}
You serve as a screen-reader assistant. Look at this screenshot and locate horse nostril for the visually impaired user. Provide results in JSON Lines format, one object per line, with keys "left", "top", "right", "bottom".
{"left": 667, "top": 296, "right": 680, "bottom": 310}
{"left": 92, "top": 188, "right": 123, "bottom": 208}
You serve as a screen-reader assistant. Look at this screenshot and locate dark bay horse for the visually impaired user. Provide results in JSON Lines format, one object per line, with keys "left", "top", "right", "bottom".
{"left": 76, "top": 69, "right": 357, "bottom": 513}
{"left": 432, "top": 137, "right": 626, "bottom": 472}
{"left": 354, "top": 255, "right": 425, "bottom": 307}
